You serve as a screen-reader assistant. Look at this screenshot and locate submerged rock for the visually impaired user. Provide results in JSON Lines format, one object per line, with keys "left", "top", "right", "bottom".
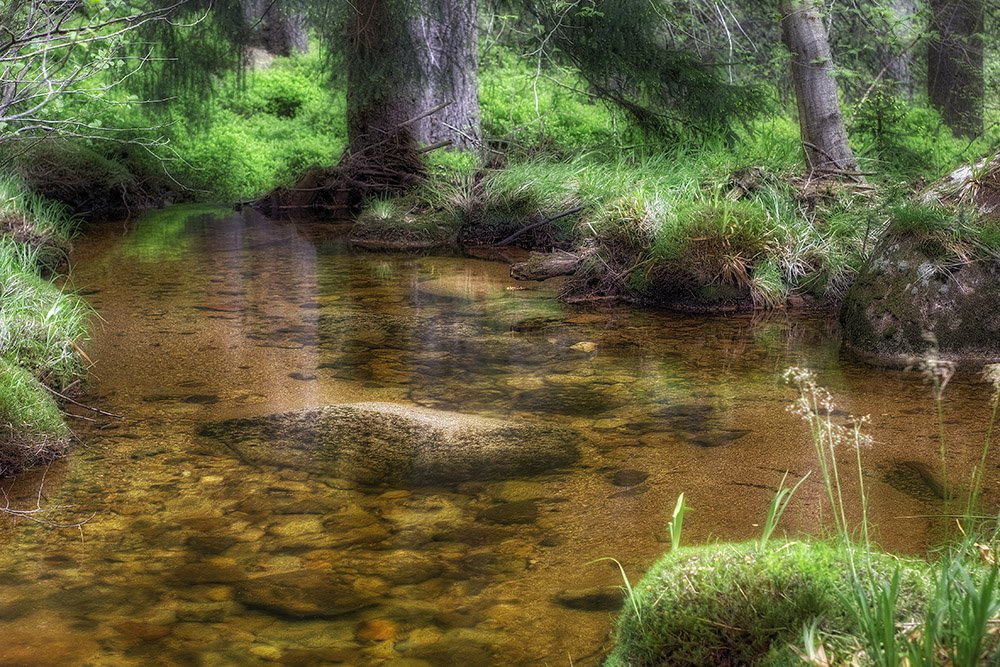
{"left": 553, "top": 586, "right": 624, "bottom": 612}
{"left": 196, "top": 402, "right": 581, "bottom": 485}
{"left": 841, "top": 231, "right": 1000, "bottom": 368}
{"left": 235, "top": 570, "right": 379, "bottom": 619}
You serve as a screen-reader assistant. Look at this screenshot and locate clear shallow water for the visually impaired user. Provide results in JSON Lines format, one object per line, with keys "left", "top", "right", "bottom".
{"left": 2, "top": 205, "right": 999, "bottom": 666}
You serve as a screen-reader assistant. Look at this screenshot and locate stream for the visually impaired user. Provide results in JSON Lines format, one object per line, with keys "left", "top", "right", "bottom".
{"left": 1, "top": 205, "right": 998, "bottom": 666}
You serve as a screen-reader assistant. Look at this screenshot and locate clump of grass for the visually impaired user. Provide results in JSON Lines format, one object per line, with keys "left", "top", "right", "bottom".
{"left": 350, "top": 196, "right": 461, "bottom": 250}
{"left": 0, "top": 173, "right": 78, "bottom": 272}
{"left": 0, "top": 357, "right": 70, "bottom": 477}
{"left": 0, "top": 238, "right": 89, "bottom": 389}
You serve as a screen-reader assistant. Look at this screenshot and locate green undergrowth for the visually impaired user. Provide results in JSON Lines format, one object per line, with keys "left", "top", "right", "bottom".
{"left": 0, "top": 174, "right": 89, "bottom": 476}
{"left": 605, "top": 540, "right": 933, "bottom": 667}
{"left": 162, "top": 49, "right": 347, "bottom": 201}
{"left": 455, "top": 130, "right": 876, "bottom": 307}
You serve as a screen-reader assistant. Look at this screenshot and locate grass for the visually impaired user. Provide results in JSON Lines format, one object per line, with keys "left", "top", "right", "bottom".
{"left": 0, "top": 357, "right": 69, "bottom": 478}
{"left": 0, "top": 175, "right": 89, "bottom": 476}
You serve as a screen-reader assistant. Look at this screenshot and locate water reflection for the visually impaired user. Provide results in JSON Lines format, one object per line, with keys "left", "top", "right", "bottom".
{"left": 0, "top": 206, "right": 997, "bottom": 666}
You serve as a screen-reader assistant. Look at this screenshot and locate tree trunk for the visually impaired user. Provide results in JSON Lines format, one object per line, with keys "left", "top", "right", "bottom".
{"left": 884, "top": 0, "right": 918, "bottom": 99}
{"left": 346, "top": 0, "right": 479, "bottom": 151}
{"left": 242, "top": 0, "right": 308, "bottom": 57}
{"left": 928, "top": 0, "right": 983, "bottom": 138}
{"left": 781, "top": 0, "right": 859, "bottom": 176}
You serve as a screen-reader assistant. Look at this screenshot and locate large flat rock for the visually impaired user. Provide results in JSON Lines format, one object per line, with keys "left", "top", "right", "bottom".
{"left": 196, "top": 402, "right": 581, "bottom": 485}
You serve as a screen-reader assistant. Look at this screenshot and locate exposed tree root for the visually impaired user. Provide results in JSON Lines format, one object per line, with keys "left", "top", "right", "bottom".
{"left": 255, "top": 126, "right": 426, "bottom": 216}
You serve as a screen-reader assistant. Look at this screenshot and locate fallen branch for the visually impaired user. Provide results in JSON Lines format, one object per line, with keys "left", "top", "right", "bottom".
{"left": 416, "top": 139, "right": 453, "bottom": 154}
{"left": 498, "top": 205, "right": 588, "bottom": 246}
{"left": 41, "top": 384, "right": 125, "bottom": 420}
{"left": 1, "top": 466, "right": 94, "bottom": 529}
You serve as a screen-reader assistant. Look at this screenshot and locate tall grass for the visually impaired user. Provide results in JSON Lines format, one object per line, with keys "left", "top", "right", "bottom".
{"left": 0, "top": 176, "right": 89, "bottom": 476}
{"left": 785, "top": 365, "right": 1000, "bottom": 664}
{"left": 0, "top": 173, "right": 79, "bottom": 246}
{"left": 0, "top": 238, "right": 89, "bottom": 389}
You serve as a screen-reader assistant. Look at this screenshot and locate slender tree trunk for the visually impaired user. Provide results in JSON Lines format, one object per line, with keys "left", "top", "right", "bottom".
{"left": 885, "top": 0, "right": 917, "bottom": 99}
{"left": 781, "top": 0, "right": 858, "bottom": 176}
{"left": 928, "top": 0, "right": 983, "bottom": 138}
{"left": 242, "top": 0, "right": 308, "bottom": 57}
{"left": 346, "top": 0, "right": 480, "bottom": 151}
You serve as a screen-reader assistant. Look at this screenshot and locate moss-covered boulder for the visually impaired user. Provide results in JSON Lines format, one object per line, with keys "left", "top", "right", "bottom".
{"left": 606, "top": 541, "right": 931, "bottom": 667}
{"left": 841, "top": 228, "right": 1000, "bottom": 368}
{"left": 196, "top": 402, "right": 581, "bottom": 485}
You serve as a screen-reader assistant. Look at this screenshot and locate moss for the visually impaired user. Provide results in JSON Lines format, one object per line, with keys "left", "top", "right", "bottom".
{"left": 606, "top": 540, "right": 932, "bottom": 667}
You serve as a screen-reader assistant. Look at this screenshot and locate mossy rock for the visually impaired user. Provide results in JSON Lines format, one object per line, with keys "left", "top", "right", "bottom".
{"left": 606, "top": 541, "right": 931, "bottom": 667}
{"left": 349, "top": 210, "right": 460, "bottom": 251}
{"left": 841, "top": 229, "right": 1000, "bottom": 368}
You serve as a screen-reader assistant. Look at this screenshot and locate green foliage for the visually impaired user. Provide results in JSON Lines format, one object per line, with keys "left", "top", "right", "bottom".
{"left": 665, "top": 493, "right": 691, "bottom": 552}
{"left": 164, "top": 50, "right": 347, "bottom": 200}
{"left": 514, "top": 0, "right": 764, "bottom": 142}
{"left": 605, "top": 540, "right": 931, "bottom": 667}
{"left": 479, "top": 50, "right": 628, "bottom": 151}
{"left": 759, "top": 472, "right": 809, "bottom": 549}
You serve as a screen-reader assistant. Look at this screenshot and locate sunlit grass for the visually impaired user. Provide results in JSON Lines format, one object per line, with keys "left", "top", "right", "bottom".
{"left": 0, "top": 238, "right": 90, "bottom": 389}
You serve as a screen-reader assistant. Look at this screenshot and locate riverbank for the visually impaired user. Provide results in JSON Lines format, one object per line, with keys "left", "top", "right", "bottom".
{"left": 0, "top": 174, "right": 89, "bottom": 477}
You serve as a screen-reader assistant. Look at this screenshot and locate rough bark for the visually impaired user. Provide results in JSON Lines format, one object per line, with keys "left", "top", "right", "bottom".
{"left": 242, "top": 0, "right": 308, "bottom": 57}
{"left": 346, "top": 0, "right": 479, "bottom": 151}
{"left": 781, "top": 0, "right": 859, "bottom": 176}
{"left": 928, "top": 0, "right": 983, "bottom": 138}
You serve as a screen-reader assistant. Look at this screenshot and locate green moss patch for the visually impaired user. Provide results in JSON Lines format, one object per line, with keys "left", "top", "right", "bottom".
{"left": 606, "top": 541, "right": 931, "bottom": 667}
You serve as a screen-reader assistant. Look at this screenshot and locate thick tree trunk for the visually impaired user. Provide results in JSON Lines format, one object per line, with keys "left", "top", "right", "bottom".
{"left": 346, "top": 0, "right": 479, "bottom": 151}
{"left": 781, "top": 0, "right": 858, "bottom": 176}
{"left": 928, "top": 0, "right": 983, "bottom": 138}
{"left": 242, "top": 0, "right": 308, "bottom": 57}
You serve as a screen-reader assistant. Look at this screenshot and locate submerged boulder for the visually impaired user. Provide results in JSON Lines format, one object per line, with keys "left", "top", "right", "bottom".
{"left": 196, "top": 402, "right": 581, "bottom": 485}
{"left": 841, "top": 230, "right": 1000, "bottom": 368}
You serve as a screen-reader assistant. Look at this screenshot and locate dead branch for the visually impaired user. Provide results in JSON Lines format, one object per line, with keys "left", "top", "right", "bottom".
{"left": 40, "top": 384, "right": 125, "bottom": 420}
{"left": 0, "top": 466, "right": 93, "bottom": 528}
{"left": 498, "top": 205, "right": 588, "bottom": 246}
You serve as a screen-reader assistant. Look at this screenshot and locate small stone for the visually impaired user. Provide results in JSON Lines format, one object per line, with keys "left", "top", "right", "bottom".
{"left": 477, "top": 500, "right": 538, "bottom": 525}
{"left": 235, "top": 570, "right": 379, "bottom": 619}
{"left": 357, "top": 619, "right": 398, "bottom": 641}
{"left": 608, "top": 469, "right": 649, "bottom": 487}
{"left": 169, "top": 563, "right": 246, "bottom": 584}
{"left": 114, "top": 621, "right": 172, "bottom": 640}
{"left": 249, "top": 645, "right": 283, "bottom": 661}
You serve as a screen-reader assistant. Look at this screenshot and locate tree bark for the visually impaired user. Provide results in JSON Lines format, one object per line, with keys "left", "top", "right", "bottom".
{"left": 884, "top": 0, "right": 918, "bottom": 99}
{"left": 928, "top": 0, "right": 983, "bottom": 138}
{"left": 346, "top": 0, "right": 480, "bottom": 151}
{"left": 781, "top": 0, "right": 858, "bottom": 176}
{"left": 242, "top": 0, "right": 308, "bottom": 57}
